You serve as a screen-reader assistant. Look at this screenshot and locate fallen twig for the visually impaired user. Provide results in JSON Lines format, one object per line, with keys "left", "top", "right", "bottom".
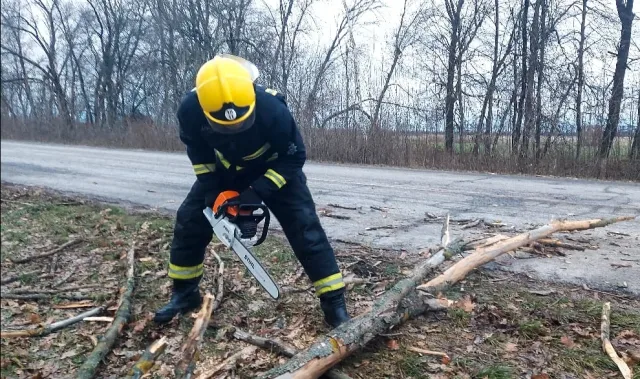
{"left": 196, "top": 346, "right": 257, "bottom": 379}
{"left": 365, "top": 225, "right": 396, "bottom": 231}
{"left": 52, "top": 302, "right": 96, "bottom": 309}
{"left": 10, "top": 239, "right": 84, "bottom": 264}
{"left": 601, "top": 302, "right": 632, "bottom": 379}
{"left": 461, "top": 219, "right": 482, "bottom": 229}
{"left": 370, "top": 206, "right": 387, "bottom": 212}
{"left": 53, "top": 263, "right": 77, "bottom": 287}
{"left": 128, "top": 336, "right": 168, "bottom": 379}
{"left": 0, "top": 293, "right": 102, "bottom": 301}
{"left": 406, "top": 346, "right": 450, "bottom": 359}
{"left": 0, "top": 270, "right": 42, "bottom": 285}
{"left": 328, "top": 203, "right": 357, "bottom": 211}
{"left": 611, "top": 263, "right": 633, "bottom": 268}
{"left": 231, "top": 327, "right": 297, "bottom": 357}
{"left": 4, "top": 284, "right": 102, "bottom": 295}
{"left": 76, "top": 246, "right": 136, "bottom": 379}
{"left": 175, "top": 293, "right": 215, "bottom": 378}
{"left": 211, "top": 250, "right": 224, "bottom": 312}
{"left": 0, "top": 305, "right": 107, "bottom": 338}
{"left": 537, "top": 238, "right": 585, "bottom": 251}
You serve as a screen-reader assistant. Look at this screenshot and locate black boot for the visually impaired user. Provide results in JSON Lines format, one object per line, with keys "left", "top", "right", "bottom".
{"left": 320, "top": 289, "right": 350, "bottom": 328}
{"left": 153, "top": 276, "right": 203, "bottom": 324}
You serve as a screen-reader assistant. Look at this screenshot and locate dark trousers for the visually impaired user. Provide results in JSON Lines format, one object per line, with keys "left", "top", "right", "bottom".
{"left": 168, "top": 170, "right": 342, "bottom": 297}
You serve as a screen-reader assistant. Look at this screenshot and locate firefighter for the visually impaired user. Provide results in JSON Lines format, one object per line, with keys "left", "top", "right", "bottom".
{"left": 153, "top": 54, "right": 350, "bottom": 328}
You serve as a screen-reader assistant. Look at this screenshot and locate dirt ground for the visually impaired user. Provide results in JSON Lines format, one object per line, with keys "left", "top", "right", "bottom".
{"left": 1, "top": 183, "right": 639, "bottom": 379}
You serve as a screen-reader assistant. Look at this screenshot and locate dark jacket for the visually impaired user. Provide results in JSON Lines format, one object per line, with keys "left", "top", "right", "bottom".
{"left": 176, "top": 85, "right": 306, "bottom": 200}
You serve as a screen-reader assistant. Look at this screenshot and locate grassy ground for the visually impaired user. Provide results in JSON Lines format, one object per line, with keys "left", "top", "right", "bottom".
{"left": 1, "top": 184, "right": 639, "bottom": 379}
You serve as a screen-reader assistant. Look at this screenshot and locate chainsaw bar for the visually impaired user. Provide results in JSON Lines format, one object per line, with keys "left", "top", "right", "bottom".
{"left": 203, "top": 207, "right": 280, "bottom": 299}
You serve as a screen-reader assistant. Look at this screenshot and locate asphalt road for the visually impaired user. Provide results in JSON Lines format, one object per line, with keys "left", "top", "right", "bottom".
{"left": 2, "top": 140, "right": 639, "bottom": 294}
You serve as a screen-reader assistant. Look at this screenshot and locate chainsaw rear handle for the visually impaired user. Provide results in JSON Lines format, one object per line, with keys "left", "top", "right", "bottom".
{"left": 214, "top": 201, "right": 270, "bottom": 246}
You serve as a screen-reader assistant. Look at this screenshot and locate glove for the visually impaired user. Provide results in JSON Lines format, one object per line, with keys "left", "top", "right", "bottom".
{"left": 230, "top": 187, "right": 263, "bottom": 239}
{"left": 229, "top": 187, "right": 262, "bottom": 206}
{"left": 204, "top": 191, "right": 218, "bottom": 210}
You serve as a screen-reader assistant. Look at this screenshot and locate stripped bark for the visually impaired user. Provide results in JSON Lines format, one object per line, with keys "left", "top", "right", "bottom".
{"left": 601, "top": 302, "right": 632, "bottom": 379}
{"left": 0, "top": 305, "right": 107, "bottom": 338}
{"left": 262, "top": 216, "right": 633, "bottom": 378}
{"left": 128, "top": 336, "right": 168, "bottom": 379}
{"left": 9, "top": 239, "right": 83, "bottom": 264}
{"left": 230, "top": 328, "right": 354, "bottom": 379}
{"left": 76, "top": 246, "right": 136, "bottom": 379}
{"left": 175, "top": 293, "right": 215, "bottom": 378}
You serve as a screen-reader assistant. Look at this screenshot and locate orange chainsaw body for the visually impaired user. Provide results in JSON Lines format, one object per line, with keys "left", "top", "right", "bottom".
{"left": 213, "top": 191, "right": 252, "bottom": 217}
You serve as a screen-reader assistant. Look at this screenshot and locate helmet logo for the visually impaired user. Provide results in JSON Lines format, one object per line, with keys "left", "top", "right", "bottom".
{"left": 224, "top": 109, "right": 237, "bottom": 121}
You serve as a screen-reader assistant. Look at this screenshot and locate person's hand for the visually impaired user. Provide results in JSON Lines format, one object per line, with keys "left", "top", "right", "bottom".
{"left": 204, "top": 191, "right": 218, "bottom": 210}
{"left": 230, "top": 187, "right": 262, "bottom": 206}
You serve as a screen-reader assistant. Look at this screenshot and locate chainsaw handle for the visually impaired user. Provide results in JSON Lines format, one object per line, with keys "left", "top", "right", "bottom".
{"left": 237, "top": 203, "right": 270, "bottom": 246}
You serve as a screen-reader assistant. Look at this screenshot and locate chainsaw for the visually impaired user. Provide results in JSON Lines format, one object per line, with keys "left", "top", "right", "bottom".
{"left": 202, "top": 191, "right": 280, "bottom": 299}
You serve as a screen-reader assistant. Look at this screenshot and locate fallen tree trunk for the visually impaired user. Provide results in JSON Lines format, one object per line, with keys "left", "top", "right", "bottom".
{"left": 175, "top": 293, "right": 215, "bottom": 378}
{"left": 76, "top": 246, "right": 136, "bottom": 379}
{"left": 0, "top": 305, "right": 107, "bottom": 338}
{"left": 261, "top": 216, "right": 634, "bottom": 379}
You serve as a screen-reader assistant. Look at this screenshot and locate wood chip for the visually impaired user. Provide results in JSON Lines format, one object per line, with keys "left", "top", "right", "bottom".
{"left": 83, "top": 317, "right": 114, "bottom": 322}
{"left": 407, "top": 346, "right": 449, "bottom": 358}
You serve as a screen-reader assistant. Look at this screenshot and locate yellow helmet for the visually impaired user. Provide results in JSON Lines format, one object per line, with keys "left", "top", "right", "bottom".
{"left": 195, "top": 54, "right": 257, "bottom": 134}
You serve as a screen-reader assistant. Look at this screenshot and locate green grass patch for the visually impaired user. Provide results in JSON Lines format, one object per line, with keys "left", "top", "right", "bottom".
{"left": 448, "top": 308, "right": 472, "bottom": 327}
{"left": 475, "top": 365, "right": 514, "bottom": 379}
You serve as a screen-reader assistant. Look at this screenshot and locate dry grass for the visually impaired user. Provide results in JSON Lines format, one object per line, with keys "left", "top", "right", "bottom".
{"left": 2, "top": 116, "right": 639, "bottom": 181}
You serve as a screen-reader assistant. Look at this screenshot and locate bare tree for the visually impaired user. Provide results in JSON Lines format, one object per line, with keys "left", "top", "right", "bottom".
{"left": 631, "top": 88, "right": 640, "bottom": 159}
{"left": 575, "top": 0, "right": 587, "bottom": 158}
{"left": 599, "top": 0, "right": 635, "bottom": 158}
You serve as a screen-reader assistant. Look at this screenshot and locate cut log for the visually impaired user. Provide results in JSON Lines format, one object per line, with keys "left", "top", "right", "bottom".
{"left": 10, "top": 239, "right": 83, "bottom": 264}
{"left": 76, "top": 246, "right": 136, "bottom": 379}
{"left": 262, "top": 216, "right": 634, "bottom": 379}
{"left": 175, "top": 292, "right": 215, "bottom": 378}
{"left": 601, "top": 302, "right": 632, "bottom": 379}
{"left": 128, "top": 337, "right": 168, "bottom": 379}
{"left": 417, "top": 216, "right": 634, "bottom": 294}
{"left": 0, "top": 305, "right": 107, "bottom": 338}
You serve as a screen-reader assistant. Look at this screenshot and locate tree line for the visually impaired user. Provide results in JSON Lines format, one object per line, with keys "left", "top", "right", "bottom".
{"left": 1, "top": 0, "right": 638, "bottom": 179}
